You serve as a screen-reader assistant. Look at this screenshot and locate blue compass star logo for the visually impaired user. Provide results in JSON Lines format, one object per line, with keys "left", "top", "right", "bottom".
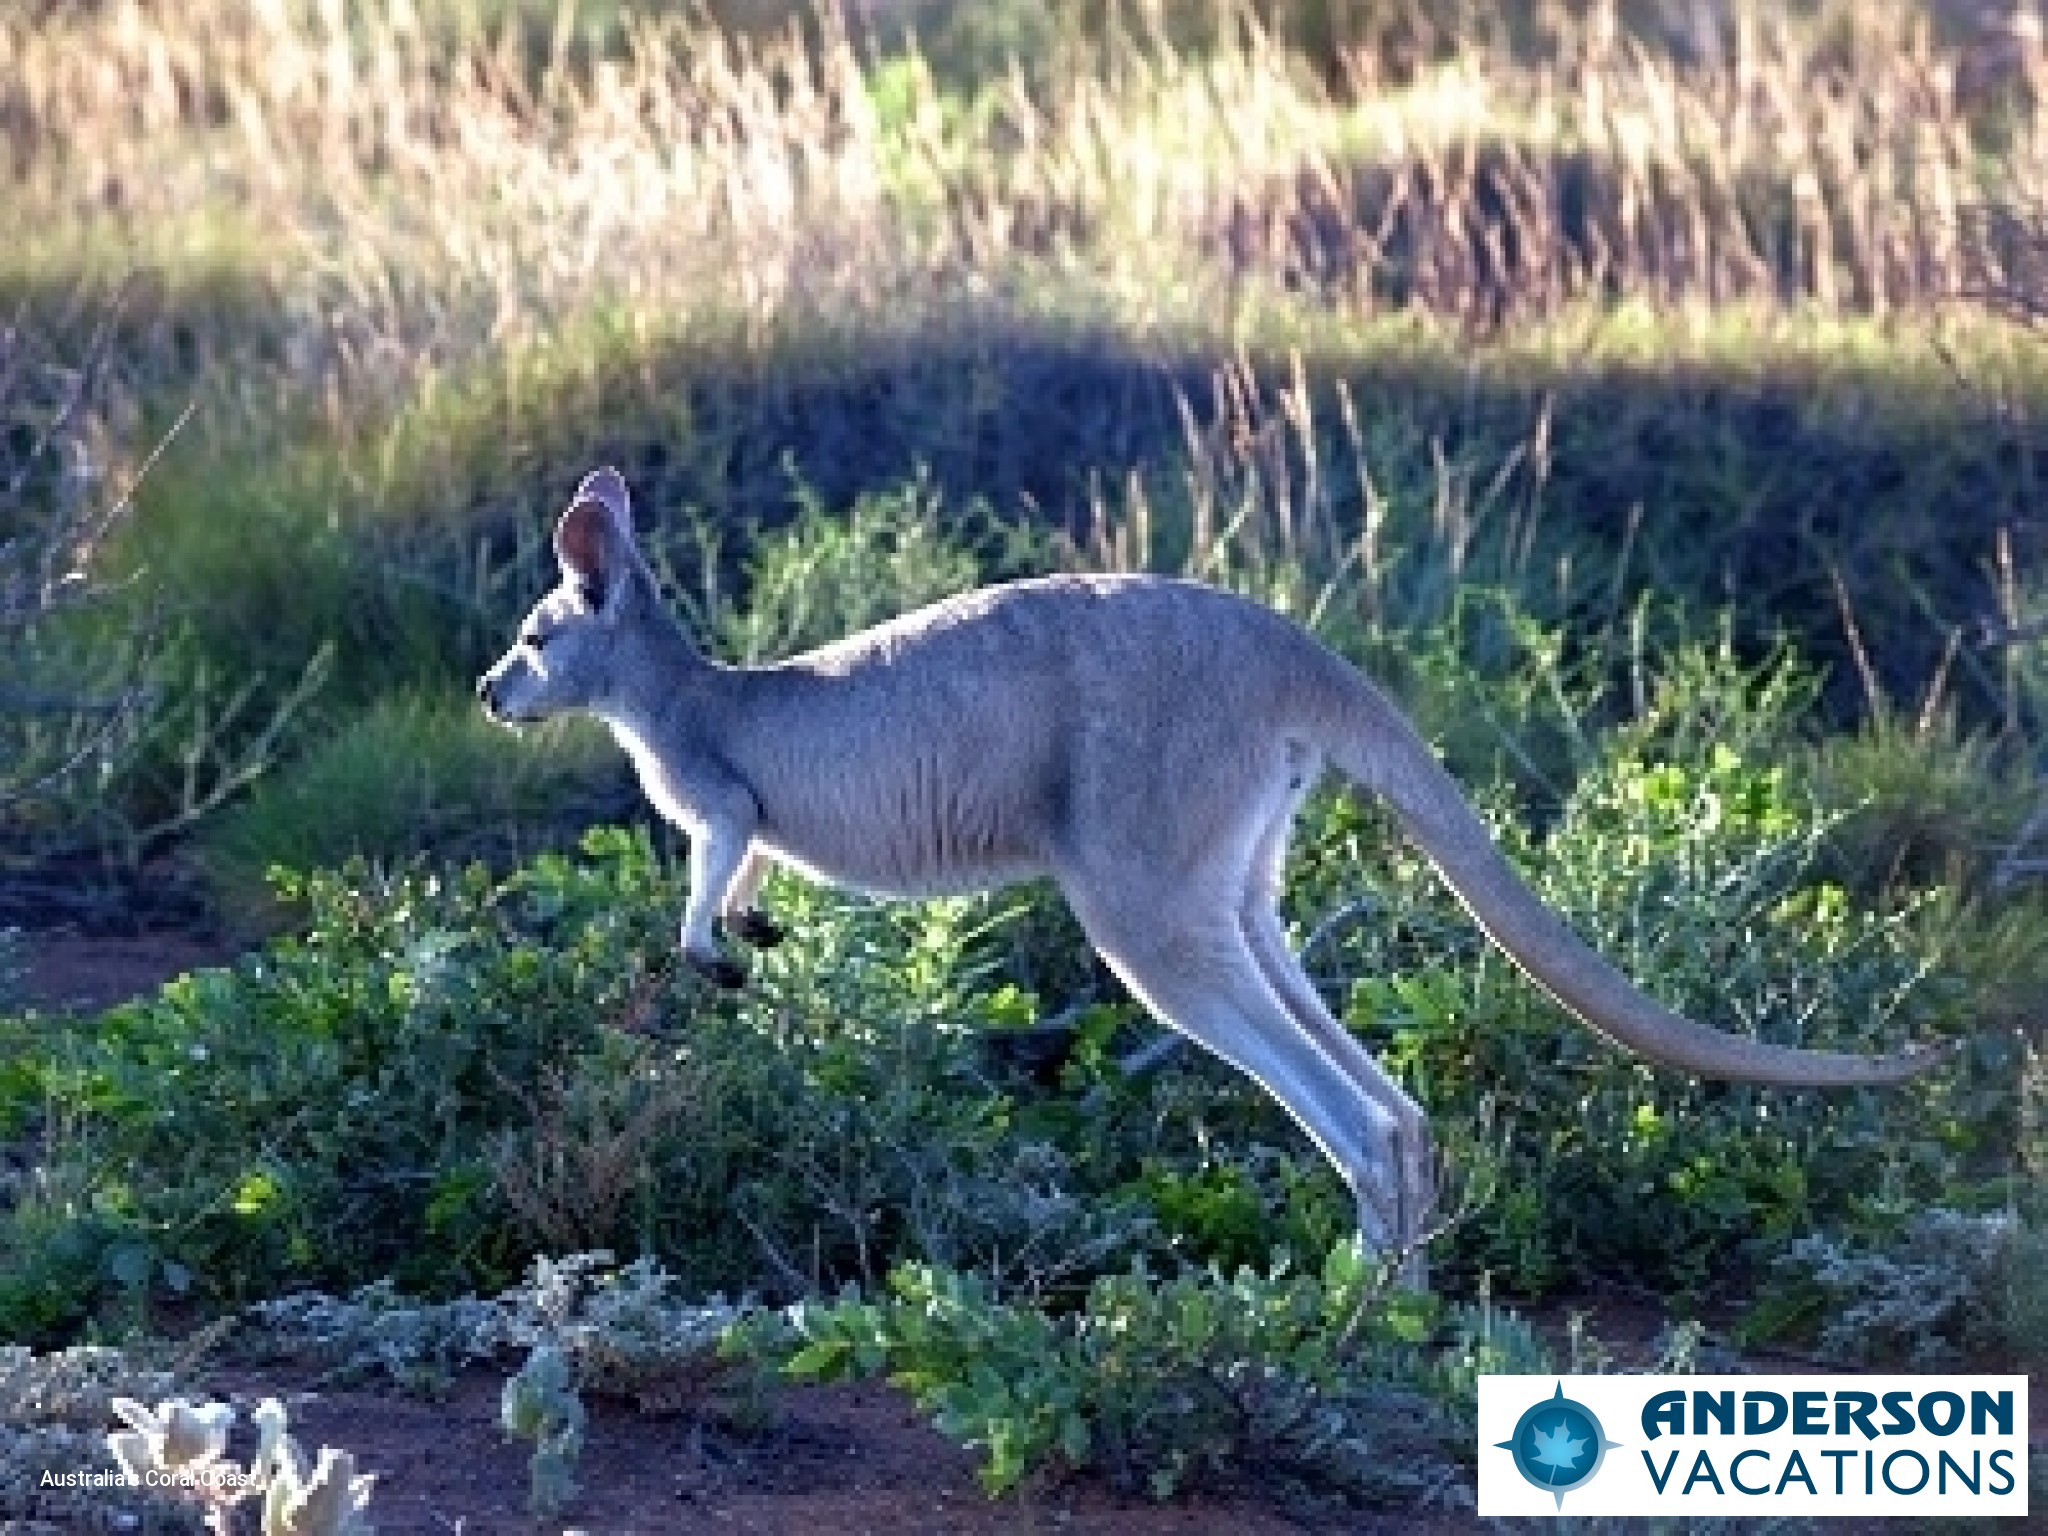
{"left": 1495, "top": 1382, "right": 1622, "bottom": 1508}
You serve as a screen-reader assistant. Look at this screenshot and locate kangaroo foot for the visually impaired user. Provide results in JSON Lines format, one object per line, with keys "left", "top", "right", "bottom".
{"left": 687, "top": 952, "right": 748, "bottom": 990}
{"left": 724, "top": 911, "right": 786, "bottom": 949}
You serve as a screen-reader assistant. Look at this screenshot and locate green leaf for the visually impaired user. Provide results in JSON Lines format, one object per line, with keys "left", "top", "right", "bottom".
{"left": 231, "top": 1170, "right": 280, "bottom": 1217}
{"left": 1057, "top": 1409, "right": 1091, "bottom": 1464}
{"left": 783, "top": 1339, "right": 854, "bottom": 1380}
{"left": 1381, "top": 1288, "right": 1438, "bottom": 1344}
{"left": 106, "top": 1243, "right": 153, "bottom": 1290}
{"left": 1321, "top": 1236, "right": 1367, "bottom": 1295}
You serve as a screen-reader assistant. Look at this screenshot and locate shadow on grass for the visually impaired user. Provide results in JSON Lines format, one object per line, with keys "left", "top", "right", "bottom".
{"left": 390, "top": 310, "right": 2042, "bottom": 727}
{"left": 5, "top": 263, "right": 2041, "bottom": 756}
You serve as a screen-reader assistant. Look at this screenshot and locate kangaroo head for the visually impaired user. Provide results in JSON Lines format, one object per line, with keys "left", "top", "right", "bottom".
{"left": 477, "top": 467, "right": 667, "bottom": 727}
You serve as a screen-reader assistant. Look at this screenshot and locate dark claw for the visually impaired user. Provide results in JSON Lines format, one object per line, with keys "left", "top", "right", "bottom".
{"left": 726, "top": 911, "right": 786, "bottom": 949}
{"left": 688, "top": 952, "right": 749, "bottom": 991}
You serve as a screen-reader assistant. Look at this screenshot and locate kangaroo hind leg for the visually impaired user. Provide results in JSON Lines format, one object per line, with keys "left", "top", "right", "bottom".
{"left": 1063, "top": 877, "right": 1413, "bottom": 1257}
{"left": 1241, "top": 767, "right": 1437, "bottom": 1272}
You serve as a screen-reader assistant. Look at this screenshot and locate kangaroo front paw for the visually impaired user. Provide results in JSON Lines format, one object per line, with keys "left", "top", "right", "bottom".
{"left": 725, "top": 910, "right": 786, "bottom": 948}
{"left": 687, "top": 952, "right": 749, "bottom": 990}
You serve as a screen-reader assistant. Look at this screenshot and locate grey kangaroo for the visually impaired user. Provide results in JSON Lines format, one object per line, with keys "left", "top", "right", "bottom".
{"left": 478, "top": 467, "right": 1945, "bottom": 1259}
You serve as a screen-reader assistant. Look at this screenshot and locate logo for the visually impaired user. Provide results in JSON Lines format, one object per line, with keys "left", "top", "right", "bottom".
{"left": 1479, "top": 1374, "right": 2028, "bottom": 1518}
{"left": 1496, "top": 1382, "right": 1622, "bottom": 1508}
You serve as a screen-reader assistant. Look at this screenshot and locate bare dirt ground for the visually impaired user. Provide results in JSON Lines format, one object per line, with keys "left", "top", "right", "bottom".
{"left": 206, "top": 1369, "right": 1449, "bottom": 1536}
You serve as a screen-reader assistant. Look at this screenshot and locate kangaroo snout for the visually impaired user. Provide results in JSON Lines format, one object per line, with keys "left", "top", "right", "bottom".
{"left": 476, "top": 667, "right": 527, "bottom": 725}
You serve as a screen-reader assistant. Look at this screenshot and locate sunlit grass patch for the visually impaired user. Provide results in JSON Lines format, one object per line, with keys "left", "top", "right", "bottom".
{"left": 198, "top": 693, "right": 620, "bottom": 932}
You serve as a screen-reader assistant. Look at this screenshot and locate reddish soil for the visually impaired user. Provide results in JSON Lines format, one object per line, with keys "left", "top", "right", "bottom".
{"left": 205, "top": 1369, "right": 1456, "bottom": 1536}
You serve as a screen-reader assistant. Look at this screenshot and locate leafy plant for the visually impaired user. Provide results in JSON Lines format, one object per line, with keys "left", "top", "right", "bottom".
{"left": 1756, "top": 1208, "right": 2037, "bottom": 1368}
{"left": 500, "top": 1343, "right": 584, "bottom": 1518}
{"left": 0, "top": 831, "right": 687, "bottom": 1332}
{"left": 688, "top": 468, "right": 1036, "bottom": 664}
{"left": 745, "top": 1244, "right": 1469, "bottom": 1504}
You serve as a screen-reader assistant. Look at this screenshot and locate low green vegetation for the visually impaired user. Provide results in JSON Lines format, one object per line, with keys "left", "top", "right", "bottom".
{"left": 2, "top": 568, "right": 2039, "bottom": 1498}
{"left": 741, "top": 1248, "right": 1518, "bottom": 1501}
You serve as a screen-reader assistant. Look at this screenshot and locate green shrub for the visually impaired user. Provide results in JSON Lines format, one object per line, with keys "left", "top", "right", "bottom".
{"left": 1805, "top": 711, "right": 2034, "bottom": 899}
{"left": 0, "top": 831, "right": 686, "bottom": 1334}
{"left": 691, "top": 469, "right": 1038, "bottom": 663}
{"left": 0, "top": 827, "right": 1147, "bottom": 1332}
{"left": 745, "top": 1244, "right": 1472, "bottom": 1504}
{"left": 1755, "top": 1209, "right": 2039, "bottom": 1368}
{"left": 703, "top": 874, "right": 1154, "bottom": 1298}
{"left": 0, "top": 1208, "right": 164, "bottom": 1348}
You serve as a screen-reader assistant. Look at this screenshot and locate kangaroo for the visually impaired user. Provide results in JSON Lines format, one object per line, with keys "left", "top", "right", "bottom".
{"left": 478, "top": 467, "right": 1947, "bottom": 1260}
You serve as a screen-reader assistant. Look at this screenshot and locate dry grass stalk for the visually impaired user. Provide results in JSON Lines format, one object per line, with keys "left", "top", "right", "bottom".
{"left": 486, "top": 1056, "right": 699, "bottom": 1254}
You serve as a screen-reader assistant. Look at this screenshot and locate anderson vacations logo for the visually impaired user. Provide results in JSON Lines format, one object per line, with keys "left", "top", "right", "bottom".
{"left": 1479, "top": 1374, "right": 2029, "bottom": 1517}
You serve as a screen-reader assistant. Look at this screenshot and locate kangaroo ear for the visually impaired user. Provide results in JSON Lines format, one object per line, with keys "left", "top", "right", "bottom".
{"left": 575, "top": 466, "right": 631, "bottom": 524}
{"left": 554, "top": 469, "right": 636, "bottom": 606}
{"left": 554, "top": 496, "right": 615, "bottom": 601}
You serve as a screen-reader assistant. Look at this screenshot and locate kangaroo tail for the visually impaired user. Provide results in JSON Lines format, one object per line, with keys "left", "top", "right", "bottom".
{"left": 1325, "top": 678, "right": 1950, "bottom": 1086}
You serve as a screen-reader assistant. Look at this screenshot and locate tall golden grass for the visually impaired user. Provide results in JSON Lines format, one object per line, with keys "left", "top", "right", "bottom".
{"left": 9, "top": 0, "right": 2048, "bottom": 435}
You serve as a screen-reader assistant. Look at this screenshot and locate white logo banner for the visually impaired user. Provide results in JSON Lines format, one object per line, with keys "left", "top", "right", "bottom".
{"left": 1479, "top": 1374, "right": 2029, "bottom": 1517}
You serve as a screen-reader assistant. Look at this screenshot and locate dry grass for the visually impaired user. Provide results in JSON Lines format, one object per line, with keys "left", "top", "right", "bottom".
{"left": 487, "top": 1053, "right": 703, "bottom": 1255}
{"left": 8, "top": 0, "right": 2048, "bottom": 437}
